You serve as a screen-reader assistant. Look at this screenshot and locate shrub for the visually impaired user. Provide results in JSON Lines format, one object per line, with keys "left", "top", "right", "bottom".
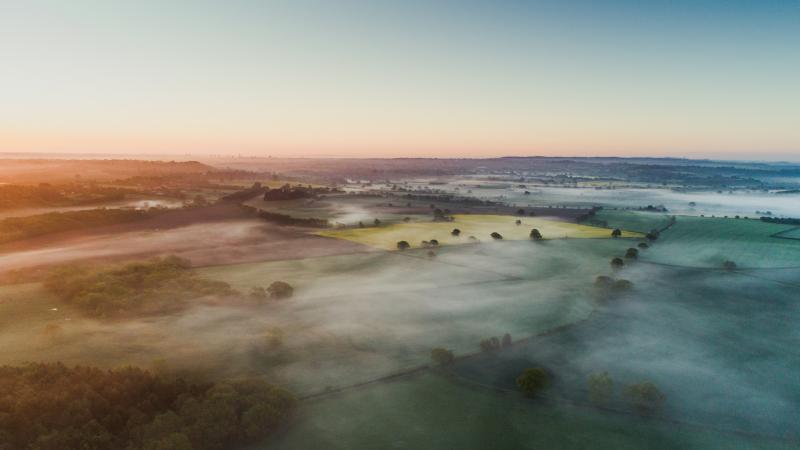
{"left": 267, "top": 281, "right": 294, "bottom": 300}
{"left": 588, "top": 372, "right": 614, "bottom": 405}
{"left": 396, "top": 240, "right": 410, "bottom": 250}
{"left": 490, "top": 232, "right": 503, "bottom": 240}
{"left": 625, "top": 382, "right": 665, "bottom": 415}
{"left": 516, "top": 368, "right": 549, "bottom": 396}
{"left": 430, "top": 348, "right": 455, "bottom": 366}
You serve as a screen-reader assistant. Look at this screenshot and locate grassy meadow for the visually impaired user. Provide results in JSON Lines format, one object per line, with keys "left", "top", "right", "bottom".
{"left": 317, "top": 214, "right": 642, "bottom": 250}
{"left": 641, "top": 216, "right": 800, "bottom": 268}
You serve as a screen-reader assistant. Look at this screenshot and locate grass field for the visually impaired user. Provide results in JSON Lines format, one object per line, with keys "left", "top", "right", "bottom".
{"left": 0, "top": 238, "right": 633, "bottom": 396}
{"left": 587, "top": 210, "right": 674, "bottom": 233}
{"left": 642, "top": 216, "right": 800, "bottom": 268}
{"left": 451, "top": 264, "right": 800, "bottom": 440}
{"left": 317, "top": 214, "right": 642, "bottom": 250}
{"left": 263, "top": 373, "right": 783, "bottom": 450}
{"left": 774, "top": 227, "right": 800, "bottom": 240}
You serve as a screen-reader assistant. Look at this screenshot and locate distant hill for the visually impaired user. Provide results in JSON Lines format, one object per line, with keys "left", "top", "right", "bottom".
{"left": 0, "top": 159, "right": 212, "bottom": 183}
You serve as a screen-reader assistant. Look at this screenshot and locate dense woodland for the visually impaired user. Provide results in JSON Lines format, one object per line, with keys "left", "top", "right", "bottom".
{"left": 44, "top": 256, "right": 237, "bottom": 318}
{"left": 0, "top": 208, "right": 160, "bottom": 244}
{"left": 0, "top": 183, "right": 129, "bottom": 210}
{"left": 0, "top": 363, "right": 294, "bottom": 450}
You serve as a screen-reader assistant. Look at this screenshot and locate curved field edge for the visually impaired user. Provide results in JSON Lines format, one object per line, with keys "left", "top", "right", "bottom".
{"left": 263, "top": 372, "right": 788, "bottom": 450}
{"left": 640, "top": 216, "right": 800, "bottom": 269}
{"left": 315, "top": 214, "right": 643, "bottom": 250}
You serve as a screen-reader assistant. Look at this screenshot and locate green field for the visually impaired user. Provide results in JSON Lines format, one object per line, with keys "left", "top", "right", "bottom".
{"left": 0, "top": 237, "right": 635, "bottom": 397}
{"left": 642, "top": 216, "right": 800, "bottom": 268}
{"left": 587, "top": 210, "right": 674, "bottom": 233}
{"left": 317, "top": 214, "right": 642, "bottom": 250}
{"left": 774, "top": 227, "right": 800, "bottom": 240}
{"left": 244, "top": 194, "right": 429, "bottom": 226}
{"left": 263, "top": 373, "right": 782, "bottom": 450}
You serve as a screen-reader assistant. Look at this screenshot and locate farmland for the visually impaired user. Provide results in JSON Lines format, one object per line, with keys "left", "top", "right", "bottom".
{"left": 641, "top": 216, "right": 800, "bottom": 268}
{"left": 317, "top": 214, "right": 642, "bottom": 250}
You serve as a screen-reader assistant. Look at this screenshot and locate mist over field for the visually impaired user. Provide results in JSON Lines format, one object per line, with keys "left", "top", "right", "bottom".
{"left": 0, "top": 157, "right": 799, "bottom": 449}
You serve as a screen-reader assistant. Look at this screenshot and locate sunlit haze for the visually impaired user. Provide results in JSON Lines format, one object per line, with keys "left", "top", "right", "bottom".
{"left": 2, "top": 0, "right": 798, "bottom": 159}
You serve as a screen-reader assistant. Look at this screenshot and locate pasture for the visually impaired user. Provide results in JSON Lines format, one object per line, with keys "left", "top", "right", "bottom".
{"left": 264, "top": 372, "right": 781, "bottom": 450}
{"left": 641, "top": 216, "right": 800, "bottom": 268}
{"left": 317, "top": 214, "right": 642, "bottom": 250}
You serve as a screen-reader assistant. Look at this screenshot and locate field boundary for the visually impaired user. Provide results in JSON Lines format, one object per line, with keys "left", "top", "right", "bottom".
{"left": 771, "top": 226, "right": 800, "bottom": 241}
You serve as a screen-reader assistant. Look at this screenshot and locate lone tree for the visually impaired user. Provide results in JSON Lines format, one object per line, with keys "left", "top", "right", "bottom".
{"left": 611, "top": 228, "right": 622, "bottom": 238}
{"left": 588, "top": 372, "right": 614, "bottom": 405}
{"left": 451, "top": 228, "right": 461, "bottom": 237}
{"left": 490, "top": 232, "right": 503, "bottom": 240}
{"left": 625, "top": 382, "right": 665, "bottom": 415}
{"left": 516, "top": 368, "right": 549, "bottom": 396}
{"left": 610, "top": 257, "right": 625, "bottom": 269}
{"left": 530, "top": 229, "right": 543, "bottom": 240}
{"left": 429, "top": 239, "right": 439, "bottom": 247}
{"left": 594, "top": 275, "right": 614, "bottom": 288}
{"left": 723, "top": 260, "right": 737, "bottom": 271}
{"left": 612, "top": 279, "right": 633, "bottom": 291}
{"left": 479, "top": 337, "right": 501, "bottom": 352}
{"left": 430, "top": 348, "right": 455, "bottom": 366}
{"left": 250, "top": 286, "right": 269, "bottom": 303}
{"left": 396, "top": 240, "right": 410, "bottom": 251}
{"left": 374, "top": 218, "right": 382, "bottom": 226}
{"left": 625, "top": 248, "right": 639, "bottom": 259}
{"left": 515, "top": 219, "right": 522, "bottom": 225}
{"left": 267, "top": 281, "right": 294, "bottom": 300}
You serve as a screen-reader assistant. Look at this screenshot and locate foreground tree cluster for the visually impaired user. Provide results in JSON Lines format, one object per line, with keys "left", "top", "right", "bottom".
{"left": 0, "top": 363, "right": 294, "bottom": 450}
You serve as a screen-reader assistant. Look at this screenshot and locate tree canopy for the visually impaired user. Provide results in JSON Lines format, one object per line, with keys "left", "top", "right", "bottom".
{"left": 516, "top": 368, "right": 549, "bottom": 396}
{"left": 43, "top": 256, "right": 236, "bottom": 318}
{"left": 0, "top": 363, "right": 294, "bottom": 450}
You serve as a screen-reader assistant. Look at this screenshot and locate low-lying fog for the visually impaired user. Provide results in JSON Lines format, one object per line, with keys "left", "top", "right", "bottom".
{"left": 1, "top": 214, "right": 797, "bottom": 442}
{"left": 0, "top": 219, "right": 364, "bottom": 274}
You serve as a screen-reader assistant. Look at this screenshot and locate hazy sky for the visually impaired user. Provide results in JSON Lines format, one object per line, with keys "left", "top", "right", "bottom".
{"left": 1, "top": 0, "right": 798, "bottom": 159}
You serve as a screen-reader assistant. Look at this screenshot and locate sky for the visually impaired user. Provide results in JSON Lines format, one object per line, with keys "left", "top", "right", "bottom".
{"left": 1, "top": 0, "right": 799, "bottom": 160}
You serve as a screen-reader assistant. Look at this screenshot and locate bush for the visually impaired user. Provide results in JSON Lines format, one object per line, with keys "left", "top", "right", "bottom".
{"left": 610, "top": 257, "right": 625, "bottom": 269}
{"left": 611, "top": 228, "right": 622, "bottom": 238}
{"left": 490, "top": 232, "right": 503, "bottom": 240}
{"left": 479, "top": 337, "right": 501, "bottom": 352}
{"left": 625, "top": 248, "right": 639, "bottom": 259}
{"left": 530, "top": 229, "right": 543, "bottom": 240}
{"left": 267, "top": 281, "right": 294, "bottom": 300}
{"left": 396, "top": 240, "right": 410, "bottom": 250}
{"left": 451, "top": 228, "right": 461, "bottom": 236}
{"left": 430, "top": 348, "right": 455, "bottom": 366}
{"left": 516, "top": 368, "right": 549, "bottom": 396}
{"left": 588, "top": 372, "right": 613, "bottom": 405}
{"left": 625, "top": 382, "right": 665, "bottom": 415}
